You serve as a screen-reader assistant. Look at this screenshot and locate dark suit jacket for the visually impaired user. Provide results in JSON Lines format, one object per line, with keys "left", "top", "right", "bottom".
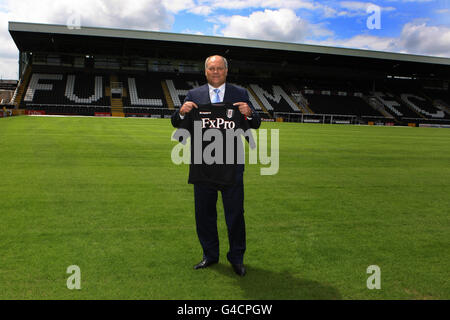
{"left": 171, "top": 83, "right": 261, "bottom": 178}
{"left": 171, "top": 83, "right": 261, "bottom": 130}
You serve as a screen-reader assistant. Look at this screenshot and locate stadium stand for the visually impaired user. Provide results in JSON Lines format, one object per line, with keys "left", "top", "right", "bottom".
{"left": 305, "top": 93, "right": 381, "bottom": 117}
{"left": 21, "top": 71, "right": 110, "bottom": 115}
{"left": 7, "top": 22, "right": 450, "bottom": 126}
{"left": 0, "top": 80, "right": 17, "bottom": 105}
{"left": 371, "top": 91, "right": 417, "bottom": 118}
{"left": 400, "top": 93, "right": 447, "bottom": 119}
{"left": 15, "top": 68, "right": 450, "bottom": 123}
{"left": 249, "top": 83, "right": 300, "bottom": 113}
{"left": 244, "top": 85, "right": 267, "bottom": 113}
{"left": 125, "top": 76, "right": 164, "bottom": 108}
{"left": 9, "top": 65, "right": 32, "bottom": 108}
{"left": 280, "top": 79, "right": 385, "bottom": 124}
{"left": 121, "top": 74, "right": 167, "bottom": 117}
{"left": 373, "top": 79, "right": 450, "bottom": 121}
{"left": 165, "top": 78, "right": 201, "bottom": 108}
{"left": 422, "top": 89, "right": 450, "bottom": 117}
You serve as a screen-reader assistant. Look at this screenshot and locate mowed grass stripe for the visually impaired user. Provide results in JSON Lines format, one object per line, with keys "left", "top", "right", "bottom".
{"left": 0, "top": 116, "right": 448, "bottom": 299}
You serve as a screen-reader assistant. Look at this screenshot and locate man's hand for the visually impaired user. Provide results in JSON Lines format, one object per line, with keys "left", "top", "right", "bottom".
{"left": 180, "top": 101, "right": 198, "bottom": 116}
{"left": 234, "top": 102, "right": 252, "bottom": 118}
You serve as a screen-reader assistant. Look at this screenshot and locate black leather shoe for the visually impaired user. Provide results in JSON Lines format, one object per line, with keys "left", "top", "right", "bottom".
{"left": 231, "top": 264, "right": 246, "bottom": 276}
{"left": 193, "top": 259, "right": 218, "bottom": 270}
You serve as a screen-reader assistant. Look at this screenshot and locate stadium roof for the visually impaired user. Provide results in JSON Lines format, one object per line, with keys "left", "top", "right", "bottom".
{"left": 8, "top": 21, "right": 450, "bottom": 79}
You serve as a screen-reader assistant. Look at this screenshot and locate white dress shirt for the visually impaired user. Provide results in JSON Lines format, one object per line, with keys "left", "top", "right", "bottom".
{"left": 208, "top": 83, "right": 226, "bottom": 103}
{"left": 179, "top": 83, "right": 225, "bottom": 119}
{"left": 209, "top": 83, "right": 252, "bottom": 119}
{"left": 180, "top": 83, "right": 252, "bottom": 119}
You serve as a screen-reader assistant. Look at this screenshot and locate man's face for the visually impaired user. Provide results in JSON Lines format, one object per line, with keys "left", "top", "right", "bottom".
{"left": 205, "top": 56, "right": 228, "bottom": 88}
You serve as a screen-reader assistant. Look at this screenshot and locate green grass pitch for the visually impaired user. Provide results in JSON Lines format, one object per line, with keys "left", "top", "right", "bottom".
{"left": 0, "top": 115, "right": 449, "bottom": 300}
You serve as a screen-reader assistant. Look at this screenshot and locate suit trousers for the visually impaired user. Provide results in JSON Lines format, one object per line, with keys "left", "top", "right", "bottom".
{"left": 193, "top": 172, "right": 246, "bottom": 265}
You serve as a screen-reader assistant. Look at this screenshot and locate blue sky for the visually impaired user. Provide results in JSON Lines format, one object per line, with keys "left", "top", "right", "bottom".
{"left": 0, "top": 0, "right": 449, "bottom": 79}
{"left": 171, "top": 0, "right": 449, "bottom": 39}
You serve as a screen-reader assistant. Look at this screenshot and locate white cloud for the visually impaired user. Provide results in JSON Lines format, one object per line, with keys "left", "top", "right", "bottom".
{"left": 6, "top": 0, "right": 173, "bottom": 30}
{"left": 216, "top": 0, "right": 318, "bottom": 10}
{"left": 162, "top": 0, "right": 195, "bottom": 13}
{"left": 0, "top": 57, "right": 19, "bottom": 80}
{"left": 194, "top": 0, "right": 319, "bottom": 11}
{"left": 1, "top": 0, "right": 448, "bottom": 79}
{"left": 181, "top": 29, "right": 205, "bottom": 35}
{"left": 308, "top": 34, "right": 397, "bottom": 52}
{"left": 212, "top": 24, "right": 221, "bottom": 36}
{"left": 0, "top": 13, "right": 19, "bottom": 59}
{"left": 189, "top": 0, "right": 338, "bottom": 18}
{"left": 308, "top": 22, "right": 450, "bottom": 58}
{"left": 338, "top": 1, "right": 396, "bottom": 17}
{"left": 0, "top": 0, "right": 175, "bottom": 79}
{"left": 435, "top": 8, "right": 450, "bottom": 14}
{"left": 220, "top": 9, "right": 310, "bottom": 42}
{"left": 386, "top": 0, "right": 432, "bottom": 2}
{"left": 397, "top": 22, "right": 450, "bottom": 57}
{"left": 188, "top": 5, "right": 214, "bottom": 16}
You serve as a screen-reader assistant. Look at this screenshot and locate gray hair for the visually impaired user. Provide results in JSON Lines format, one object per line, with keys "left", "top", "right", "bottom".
{"left": 205, "top": 55, "right": 228, "bottom": 70}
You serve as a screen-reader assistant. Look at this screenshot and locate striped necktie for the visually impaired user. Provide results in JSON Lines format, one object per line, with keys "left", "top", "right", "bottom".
{"left": 212, "top": 88, "right": 220, "bottom": 103}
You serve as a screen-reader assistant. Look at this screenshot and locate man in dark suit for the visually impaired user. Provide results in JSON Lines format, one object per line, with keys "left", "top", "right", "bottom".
{"left": 171, "top": 55, "right": 261, "bottom": 276}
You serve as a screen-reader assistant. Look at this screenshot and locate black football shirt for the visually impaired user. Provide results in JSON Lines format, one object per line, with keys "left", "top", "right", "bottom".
{"left": 181, "top": 103, "right": 250, "bottom": 189}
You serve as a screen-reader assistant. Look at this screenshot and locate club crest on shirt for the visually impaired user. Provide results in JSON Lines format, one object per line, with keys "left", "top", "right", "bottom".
{"left": 226, "top": 109, "right": 234, "bottom": 119}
